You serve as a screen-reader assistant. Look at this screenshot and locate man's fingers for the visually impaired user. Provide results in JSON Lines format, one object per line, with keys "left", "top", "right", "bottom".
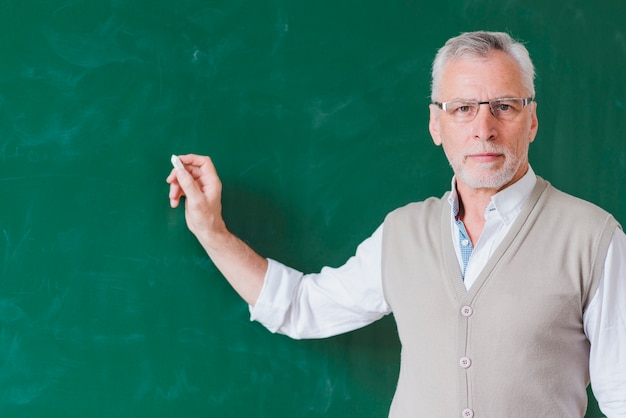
{"left": 167, "top": 154, "right": 222, "bottom": 209}
{"left": 177, "top": 154, "right": 222, "bottom": 197}
{"left": 168, "top": 182, "right": 182, "bottom": 208}
{"left": 174, "top": 165, "right": 203, "bottom": 202}
{"left": 177, "top": 155, "right": 218, "bottom": 176}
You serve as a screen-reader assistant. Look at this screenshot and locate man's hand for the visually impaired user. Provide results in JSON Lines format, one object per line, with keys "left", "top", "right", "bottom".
{"left": 166, "top": 154, "right": 267, "bottom": 305}
{"left": 166, "top": 154, "right": 227, "bottom": 249}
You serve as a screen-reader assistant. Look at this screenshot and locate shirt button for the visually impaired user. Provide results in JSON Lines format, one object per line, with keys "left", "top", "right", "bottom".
{"left": 462, "top": 408, "right": 474, "bottom": 418}
{"left": 461, "top": 306, "right": 473, "bottom": 317}
{"left": 460, "top": 357, "right": 472, "bottom": 369}
{"left": 461, "top": 239, "right": 470, "bottom": 246}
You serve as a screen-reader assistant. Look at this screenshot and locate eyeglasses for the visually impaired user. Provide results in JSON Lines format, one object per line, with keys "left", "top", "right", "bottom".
{"left": 432, "top": 97, "right": 534, "bottom": 122}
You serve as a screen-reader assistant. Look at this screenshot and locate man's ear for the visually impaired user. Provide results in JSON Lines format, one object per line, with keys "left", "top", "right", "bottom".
{"left": 429, "top": 104, "right": 443, "bottom": 146}
{"left": 528, "top": 101, "right": 539, "bottom": 144}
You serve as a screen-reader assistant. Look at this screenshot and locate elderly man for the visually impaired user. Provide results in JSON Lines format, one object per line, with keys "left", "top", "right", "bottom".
{"left": 167, "top": 31, "right": 626, "bottom": 417}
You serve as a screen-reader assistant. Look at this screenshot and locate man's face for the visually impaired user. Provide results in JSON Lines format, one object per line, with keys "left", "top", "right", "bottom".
{"left": 429, "top": 50, "right": 539, "bottom": 192}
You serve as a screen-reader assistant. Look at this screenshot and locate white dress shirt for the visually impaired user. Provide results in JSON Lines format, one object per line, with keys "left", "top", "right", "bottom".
{"left": 250, "top": 168, "right": 626, "bottom": 416}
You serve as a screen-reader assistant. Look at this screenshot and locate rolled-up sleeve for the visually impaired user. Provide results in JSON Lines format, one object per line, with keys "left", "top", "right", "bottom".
{"left": 250, "top": 225, "right": 391, "bottom": 339}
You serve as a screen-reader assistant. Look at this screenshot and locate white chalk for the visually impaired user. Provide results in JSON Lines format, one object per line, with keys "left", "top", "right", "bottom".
{"left": 171, "top": 154, "right": 184, "bottom": 170}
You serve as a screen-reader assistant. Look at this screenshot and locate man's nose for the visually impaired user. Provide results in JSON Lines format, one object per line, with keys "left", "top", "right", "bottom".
{"left": 471, "top": 103, "right": 497, "bottom": 140}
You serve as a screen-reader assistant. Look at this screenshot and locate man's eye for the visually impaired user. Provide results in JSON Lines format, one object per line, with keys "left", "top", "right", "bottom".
{"left": 497, "top": 104, "right": 512, "bottom": 111}
{"left": 457, "top": 105, "right": 472, "bottom": 113}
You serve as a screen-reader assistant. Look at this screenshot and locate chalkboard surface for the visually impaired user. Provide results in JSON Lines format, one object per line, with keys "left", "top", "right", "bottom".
{"left": 1, "top": 1, "right": 624, "bottom": 417}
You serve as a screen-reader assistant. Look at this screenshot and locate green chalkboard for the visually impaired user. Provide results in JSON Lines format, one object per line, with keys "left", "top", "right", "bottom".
{"left": 1, "top": 0, "right": 624, "bottom": 417}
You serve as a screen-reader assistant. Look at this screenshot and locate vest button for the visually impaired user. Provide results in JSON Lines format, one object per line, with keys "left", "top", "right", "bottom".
{"left": 462, "top": 408, "right": 474, "bottom": 418}
{"left": 459, "top": 357, "right": 472, "bottom": 369}
{"left": 461, "top": 305, "right": 473, "bottom": 317}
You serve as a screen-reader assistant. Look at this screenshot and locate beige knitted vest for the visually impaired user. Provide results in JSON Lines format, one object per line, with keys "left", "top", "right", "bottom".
{"left": 382, "top": 177, "right": 619, "bottom": 418}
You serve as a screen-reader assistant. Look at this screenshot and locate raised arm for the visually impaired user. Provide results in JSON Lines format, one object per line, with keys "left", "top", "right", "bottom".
{"left": 166, "top": 154, "right": 268, "bottom": 306}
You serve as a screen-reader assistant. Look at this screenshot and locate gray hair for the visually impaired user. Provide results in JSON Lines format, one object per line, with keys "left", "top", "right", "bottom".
{"left": 431, "top": 31, "right": 536, "bottom": 101}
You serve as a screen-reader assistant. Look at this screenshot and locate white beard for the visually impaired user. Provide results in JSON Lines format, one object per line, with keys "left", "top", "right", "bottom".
{"left": 445, "top": 142, "right": 529, "bottom": 190}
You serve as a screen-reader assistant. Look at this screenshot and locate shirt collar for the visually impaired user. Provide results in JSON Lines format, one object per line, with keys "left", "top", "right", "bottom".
{"left": 448, "top": 166, "right": 537, "bottom": 224}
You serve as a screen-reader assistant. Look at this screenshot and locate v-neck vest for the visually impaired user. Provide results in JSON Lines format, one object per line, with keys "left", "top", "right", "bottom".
{"left": 381, "top": 177, "right": 619, "bottom": 418}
